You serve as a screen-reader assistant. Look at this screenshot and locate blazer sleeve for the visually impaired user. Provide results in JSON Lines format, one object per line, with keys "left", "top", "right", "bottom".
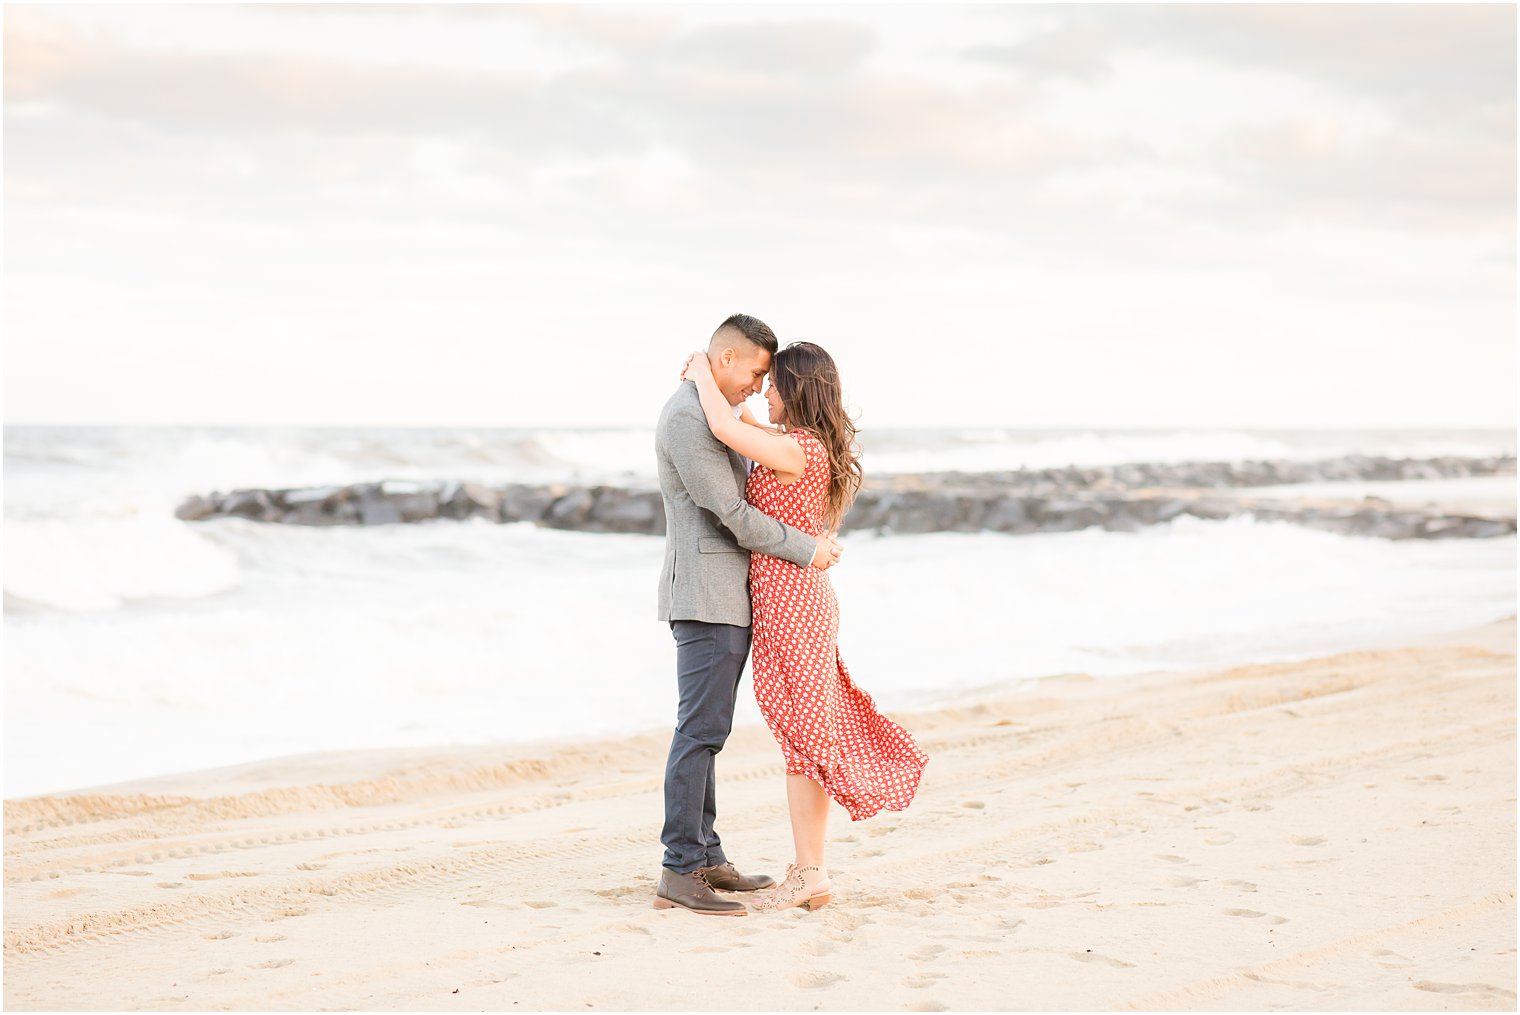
{"left": 666, "top": 405, "right": 817, "bottom": 568}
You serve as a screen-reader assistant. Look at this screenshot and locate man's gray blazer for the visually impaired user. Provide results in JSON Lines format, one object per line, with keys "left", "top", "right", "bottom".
{"left": 656, "top": 381, "right": 816, "bottom": 627}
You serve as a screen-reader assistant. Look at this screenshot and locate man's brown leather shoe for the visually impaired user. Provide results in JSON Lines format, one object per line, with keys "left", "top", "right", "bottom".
{"left": 652, "top": 868, "right": 747, "bottom": 916}
{"left": 697, "top": 861, "right": 776, "bottom": 892}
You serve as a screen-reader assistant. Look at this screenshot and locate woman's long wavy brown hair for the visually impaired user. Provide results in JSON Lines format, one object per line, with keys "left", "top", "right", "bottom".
{"left": 769, "top": 341, "right": 863, "bottom": 533}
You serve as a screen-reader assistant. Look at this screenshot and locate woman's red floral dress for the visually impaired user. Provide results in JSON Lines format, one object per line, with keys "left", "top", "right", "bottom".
{"left": 746, "top": 428, "right": 929, "bottom": 820}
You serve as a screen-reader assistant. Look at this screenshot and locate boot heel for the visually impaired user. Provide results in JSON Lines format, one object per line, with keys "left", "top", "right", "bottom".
{"left": 805, "top": 892, "right": 832, "bottom": 910}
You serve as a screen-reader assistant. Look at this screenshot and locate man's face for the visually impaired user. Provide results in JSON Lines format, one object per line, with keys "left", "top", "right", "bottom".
{"left": 711, "top": 343, "right": 771, "bottom": 406}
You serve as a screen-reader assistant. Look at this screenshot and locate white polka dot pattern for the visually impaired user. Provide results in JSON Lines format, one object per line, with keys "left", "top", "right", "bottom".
{"left": 746, "top": 429, "right": 930, "bottom": 820}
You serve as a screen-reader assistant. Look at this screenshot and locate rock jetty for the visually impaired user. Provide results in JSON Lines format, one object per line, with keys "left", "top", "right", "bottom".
{"left": 175, "top": 455, "right": 1515, "bottom": 541}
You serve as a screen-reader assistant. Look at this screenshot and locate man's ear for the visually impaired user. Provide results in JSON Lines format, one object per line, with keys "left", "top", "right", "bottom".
{"left": 716, "top": 346, "right": 734, "bottom": 367}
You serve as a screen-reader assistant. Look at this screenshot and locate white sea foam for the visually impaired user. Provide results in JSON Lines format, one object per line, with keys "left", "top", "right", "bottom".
{"left": 5, "top": 424, "right": 1514, "bottom": 797}
{"left": 5, "top": 512, "right": 1513, "bottom": 798}
{"left": 5, "top": 517, "right": 243, "bottom": 612}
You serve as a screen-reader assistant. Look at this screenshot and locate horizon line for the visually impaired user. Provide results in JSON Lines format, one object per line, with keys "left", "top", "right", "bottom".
{"left": 4, "top": 421, "right": 1517, "bottom": 433}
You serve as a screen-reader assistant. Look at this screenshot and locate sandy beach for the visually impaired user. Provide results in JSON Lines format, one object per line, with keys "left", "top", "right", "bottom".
{"left": 4, "top": 616, "right": 1514, "bottom": 1012}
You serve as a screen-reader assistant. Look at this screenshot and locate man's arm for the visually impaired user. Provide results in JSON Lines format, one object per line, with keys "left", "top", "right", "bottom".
{"left": 666, "top": 406, "right": 827, "bottom": 569}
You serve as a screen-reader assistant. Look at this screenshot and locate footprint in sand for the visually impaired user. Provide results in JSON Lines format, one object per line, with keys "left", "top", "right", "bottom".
{"left": 254, "top": 935, "right": 285, "bottom": 943}
{"left": 203, "top": 931, "right": 236, "bottom": 941}
{"left": 908, "top": 944, "right": 946, "bottom": 963}
{"left": 1373, "top": 949, "right": 1414, "bottom": 968}
{"left": 1067, "top": 840, "right": 1103, "bottom": 853}
{"left": 1072, "top": 951, "right": 1135, "bottom": 968}
{"left": 823, "top": 911, "right": 871, "bottom": 931}
{"left": 789, "top": 971, "right": 844, "bottom": 989}
{"left": 44, "top": 888, "right": 89, "bottom": 900}
{"left": 523, "top": 900, "right": 559, "bottom": 909}
{"left": 1414, "top": 981, "right": 1517, "bottom": 999}
{"left": 961, "top": 800, "right": 986, "bottom": 809}
{"left": 294, "top": 862, "right": 326, "bottom": 871}
{"left": 185, "top": 871, "right": 261, "bottom": 881}
{"left": 902, "top": 972, "right": 947, "bottom": 989}
{"left": 1289, "top": 835, "right": 1326, "bottom": 846}
{"left": 461, "top": 900, "right": 514, "bottom": 910}
{"left": 907, "top": 1003, "right": 949, "bottom": 1012}
{"left": 1204, "top": 831, "right": 1237, "bottom": 845}
{"left": 1222, "top": 879, "right": 1258, "bottom": 892}
{"left": 252, "top": 958, "right": 295, "bottom": 969}
{"left": 593, "top": 885, "right": 649, "bottom": 900}
{"left": 1224, "top": 908, "right": 1290, "bottom": 924}
{"left": 1168, "top": 875, "right": 1201, "bottom": 888}
{"left": 154, "top": 882, "right": 184, "bottom": 890}
{"left": 1155, "top": 854, "right": 1190, "bottom": 864}
{"left": 607, "top": 922, "right": 653, "bottom": 935}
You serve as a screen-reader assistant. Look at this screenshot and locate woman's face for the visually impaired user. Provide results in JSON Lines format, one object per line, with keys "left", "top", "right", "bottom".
{"left": 763, "top": 376, "right": 786, "bottom": 425}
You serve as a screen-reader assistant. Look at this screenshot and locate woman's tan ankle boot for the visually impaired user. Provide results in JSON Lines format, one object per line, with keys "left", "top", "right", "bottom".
{"left": 750, "top": 863, "right": 832, "bottom": 912}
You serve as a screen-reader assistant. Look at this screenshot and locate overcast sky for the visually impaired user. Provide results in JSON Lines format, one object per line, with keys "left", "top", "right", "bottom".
{"left": 4, "top": 3, "right": 1515, "bottom": 428}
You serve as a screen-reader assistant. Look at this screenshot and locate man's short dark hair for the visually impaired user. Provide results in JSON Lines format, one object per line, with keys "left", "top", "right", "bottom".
{"left": 713, "top": 313, "right": 778, "bottom": 355}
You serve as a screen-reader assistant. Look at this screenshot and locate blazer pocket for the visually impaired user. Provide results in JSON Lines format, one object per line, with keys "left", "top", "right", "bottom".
{"left": 697, "top": 535, "right": 744, "bottom": 553}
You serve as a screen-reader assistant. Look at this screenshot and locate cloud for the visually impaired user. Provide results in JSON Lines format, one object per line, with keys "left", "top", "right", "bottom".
{"left": 666, "top": 18, "right": 877, "bottom": 76}
{"left": 1205, "top": 117, "right": 1514, "bottom": 232}
{"left": 964, "top": 22, "right": 1112, "bottom": 81}
{"left": 3, "top": 4, "right": 1513, "bottom": 286}
{"left": 5, "top": 14, "right": 539, "bottom": 136}
{"left": 1118, "top": 5, "right": 1514, "bottom": 115}
{"left": 981, "top": 5, "right": 1516, "bottom": 129}
{"left": 505, "top": 4, "right": 683, "bottom": 57}
{"left": 3, "top": 6, "right": 1142, "bottom": 235}
{"left": 955, "top": 5, "right": 1514, "bottom": 239}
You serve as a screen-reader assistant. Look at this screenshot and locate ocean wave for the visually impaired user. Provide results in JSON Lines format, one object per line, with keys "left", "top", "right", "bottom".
{"left": 4, "top": 517, "right": 1513, "bottom": 798}
{"left": 7, "top": 426, "right": 1516, "bottom": 504}
{"left": 4, "top": 517, "right": 242, "bottom": 613}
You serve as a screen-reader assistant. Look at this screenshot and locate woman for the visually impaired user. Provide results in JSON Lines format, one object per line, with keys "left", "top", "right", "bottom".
{"left": 681, "top": 341, "right": 929, "bottom": 913}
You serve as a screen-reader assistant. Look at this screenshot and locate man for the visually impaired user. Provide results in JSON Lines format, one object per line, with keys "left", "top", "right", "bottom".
{"left": 653, "top": 312, "right": 844, "bottom": 917}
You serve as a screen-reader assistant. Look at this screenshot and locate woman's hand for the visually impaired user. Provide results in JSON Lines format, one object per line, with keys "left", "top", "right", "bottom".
{"left": 680, "top": 351, "right": 714, "bottom": 383}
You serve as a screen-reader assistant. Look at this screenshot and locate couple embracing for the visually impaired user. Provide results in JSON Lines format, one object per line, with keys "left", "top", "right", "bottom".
{"left": 653, "top": 312, "right": 929, "bottom": 916}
